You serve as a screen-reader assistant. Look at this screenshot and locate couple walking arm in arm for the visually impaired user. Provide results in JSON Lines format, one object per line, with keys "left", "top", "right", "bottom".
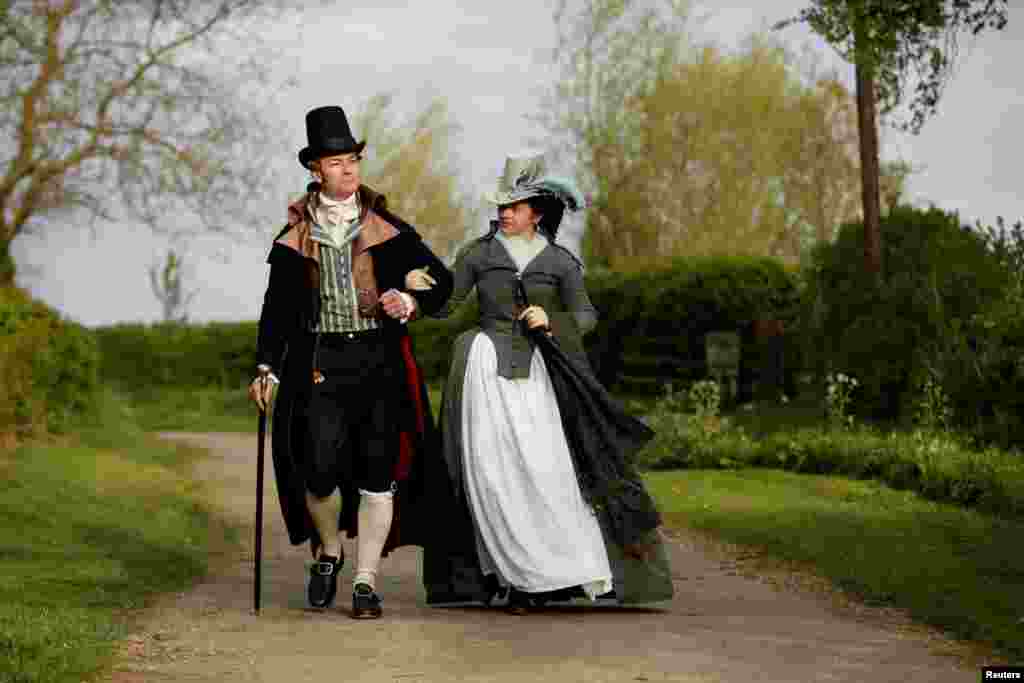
{"left": 251, "top": 105, "right": 672, "bottom": 619}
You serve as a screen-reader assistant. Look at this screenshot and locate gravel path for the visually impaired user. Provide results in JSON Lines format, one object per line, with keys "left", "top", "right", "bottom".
{"left": 103, "top": 432, "right": 977, "bottom": 682}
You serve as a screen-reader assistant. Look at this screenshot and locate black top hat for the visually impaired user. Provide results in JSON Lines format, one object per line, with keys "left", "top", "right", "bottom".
{"left": 298, "top": 105, "right": 366, "bottom": 169}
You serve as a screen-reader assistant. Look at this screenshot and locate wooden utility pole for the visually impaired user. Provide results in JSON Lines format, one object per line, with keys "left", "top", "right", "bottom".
{"left": 854, "top": 16, "right": 883, "bottom": 276}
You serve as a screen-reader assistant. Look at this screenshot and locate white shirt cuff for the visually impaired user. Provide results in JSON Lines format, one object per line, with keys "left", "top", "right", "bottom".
{"left": 257, "top": 365, "right": 280, "bottom": 384}
{"left": 398, "top": 292, "right": 416, "bottom": 324}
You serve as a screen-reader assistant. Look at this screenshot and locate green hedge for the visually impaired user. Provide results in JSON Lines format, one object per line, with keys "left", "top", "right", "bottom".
{"left": 639, "top": 414, "right": 1024, "bottom": 520}
{"left": 800, "top": 206, "right": 1024, "bottom": 449}
{"left": 930, "top": 287, "right": 1024, "bottom": 452}
{"left": 94, "top": 321, "right": 260, "bottom": 390}
{"left": 584, "top": 255, "right": 802, "bottom": 395}
{"left": 801, "top": 206, "right": 1011, "bottom": 422}
{"left": 0, "top": 287, "right": 100, "bottom": 436}
{"left": 96, "top": 257, "right": 801, "bottom": 396}
{"left": 94, "top": 306, "right": 481, "bottom": 392}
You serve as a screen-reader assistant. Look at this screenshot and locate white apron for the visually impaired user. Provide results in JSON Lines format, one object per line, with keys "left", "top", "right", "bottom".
{"left": 459, "top": 332, "right": 613, "bottom": 598}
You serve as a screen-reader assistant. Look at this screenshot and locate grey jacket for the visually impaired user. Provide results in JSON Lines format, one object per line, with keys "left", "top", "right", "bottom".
{"left": 435, "top": 233, "right": 597, "bottom": 379}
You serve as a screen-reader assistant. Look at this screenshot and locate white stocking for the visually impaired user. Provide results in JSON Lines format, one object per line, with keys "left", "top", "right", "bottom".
{"left": 305, "top": 489, "right": 342, "bottom": 558}
{"left": 353, "top": 488, "right": 394, "bottom": 590}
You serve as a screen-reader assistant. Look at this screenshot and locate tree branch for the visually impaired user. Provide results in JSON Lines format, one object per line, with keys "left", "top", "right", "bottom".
{"left": 1, "top": 2, "right": 72, "bottom": 239}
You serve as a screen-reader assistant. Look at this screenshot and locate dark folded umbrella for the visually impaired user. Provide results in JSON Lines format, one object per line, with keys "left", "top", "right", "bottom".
{"left": 532, "top": 331, "right": 662, "bottom": 547}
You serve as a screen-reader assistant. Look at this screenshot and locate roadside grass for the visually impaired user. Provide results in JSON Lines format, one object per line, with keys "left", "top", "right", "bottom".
{"left": 645, "top": 468, "right": 1024, "bottom": 664}
{"left": 118, "top": 382, "right": 447, "bottom": 434}
{"left": 113, "top": 384, "right": 255, "bottom": 433}
{"left": 0, "top": 393, "right": 236, "bottom": 683}
{"left": 105, "top": 381, "right": 829, "bottom": 438}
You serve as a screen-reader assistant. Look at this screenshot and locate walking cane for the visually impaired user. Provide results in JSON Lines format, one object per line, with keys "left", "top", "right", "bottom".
{"left": 254, "top": 404, "right": 266, "bottom": 614}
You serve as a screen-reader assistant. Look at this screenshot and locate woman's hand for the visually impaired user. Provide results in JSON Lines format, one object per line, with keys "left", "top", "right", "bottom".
{"left": 517, "top": 305, "right": 551, "bottom": 333}
{"left": 404, "top": 266, "right": 437, "bottom": 291}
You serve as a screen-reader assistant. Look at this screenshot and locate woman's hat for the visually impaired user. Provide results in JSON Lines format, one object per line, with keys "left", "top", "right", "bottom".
{"left": 483, "top": 151, "right": 585, "bottom": 211}
{"left": 298, "top": 105, "right": 366, "bottom": 169}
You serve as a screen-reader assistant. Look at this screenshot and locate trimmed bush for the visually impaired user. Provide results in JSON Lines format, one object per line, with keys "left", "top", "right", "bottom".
{"left": 94, "top": 321, "right": 258, "bottom": 390}
{"left": 0, "top": 287, "right": 100, "bottom": 437}
{"left": 94, "top": 302, "right": 482, "bottom": 392}
{"left": 584, "top": 255, "right": 802, "bottom": 395}
{"left": 638, "top": 411, "right": 1024, "bottom": 520}
{"left": 930, "top": 286, "right": 1024, "bottom": 452}
{"left": 94, "top": 257, "right": 800, "bottom": 397}
{"left": 801, "top": 206, "right": 1010, "bottom": 422}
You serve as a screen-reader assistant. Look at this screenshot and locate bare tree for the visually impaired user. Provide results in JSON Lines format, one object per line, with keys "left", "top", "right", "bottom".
{"left": 534, "top": 0, "right": 692, "bottom": 267}
{"left": 148, "top": 245, "right": 197, "bottom": 322}
{"left": 0, "top": 0, "right": 308, "bottom": 286}
{"left": 353, "top": 93, "right": 479, "bottom": 262}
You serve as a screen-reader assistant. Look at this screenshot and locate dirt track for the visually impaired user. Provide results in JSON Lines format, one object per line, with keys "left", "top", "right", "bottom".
{"left": 104, "top": 432, "right": 976, "bottom": 682}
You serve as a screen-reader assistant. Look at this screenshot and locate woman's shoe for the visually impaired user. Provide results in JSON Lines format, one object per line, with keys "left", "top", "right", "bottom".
{"left": 482, "top": 574, "right": 509, "bottom": 607}
{"left": 505, "top": 588, "right": 531, "bottom": 615}
{"left": 307, "top": 554, "right": 343, "bottom": 608}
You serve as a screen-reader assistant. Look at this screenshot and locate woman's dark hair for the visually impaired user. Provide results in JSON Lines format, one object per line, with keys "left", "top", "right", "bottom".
{"left": 486, "top": 194, "right": 567, "bottom": 240}
{"left": 526, "top": 194, "right": 566, "bottom": 240}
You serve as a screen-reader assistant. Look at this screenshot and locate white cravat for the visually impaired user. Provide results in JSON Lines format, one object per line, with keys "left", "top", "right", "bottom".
{"left": 318, "top": 192, "right": 359, "bottom": 228}
{"left": 317, "top": 191, "right": 416, "bottom": 323}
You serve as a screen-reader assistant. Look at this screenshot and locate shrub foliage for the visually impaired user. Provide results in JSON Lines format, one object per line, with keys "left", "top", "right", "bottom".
{"left": 801, "top": 206, "right": 1015, "bottom": 428}
{"left": 0, "top": 287, "right": 99, "bottom": 437}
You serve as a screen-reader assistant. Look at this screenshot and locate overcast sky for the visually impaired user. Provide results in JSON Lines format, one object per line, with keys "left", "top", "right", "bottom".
{"left": 13, "top": 0, "right": 1023, "bottom": 327}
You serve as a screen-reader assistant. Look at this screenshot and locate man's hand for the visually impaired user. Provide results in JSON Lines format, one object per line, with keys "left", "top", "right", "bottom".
{"left": 405, "top": 266, "right": 437, "bottom": 291}
{"left": 248, "top": 367, "right": 278, "bottom": 412}
{"left": 381, "top": 288, "right": 415, "bottom": 320}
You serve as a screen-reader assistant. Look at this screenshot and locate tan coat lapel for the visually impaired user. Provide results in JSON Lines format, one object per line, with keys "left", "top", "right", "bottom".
{"left": 276, "top": 187, "right": 399, "bottom": 319}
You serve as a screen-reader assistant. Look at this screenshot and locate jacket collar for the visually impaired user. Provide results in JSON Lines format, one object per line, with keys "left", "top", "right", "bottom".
{"left": 288, "top": 185, "right": 386, "bottom": 226}
{"left": 281, "top": 185, "right": 397, "bottom": 260}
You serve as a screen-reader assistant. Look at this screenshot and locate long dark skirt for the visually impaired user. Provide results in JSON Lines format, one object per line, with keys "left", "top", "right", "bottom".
{"left": 422, "top": 329, "right": 674, "bottom": 605}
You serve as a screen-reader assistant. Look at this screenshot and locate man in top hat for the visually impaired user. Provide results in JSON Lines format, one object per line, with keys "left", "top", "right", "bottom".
{"left": 249, "top": 105, "right": 453, "bottom": 618}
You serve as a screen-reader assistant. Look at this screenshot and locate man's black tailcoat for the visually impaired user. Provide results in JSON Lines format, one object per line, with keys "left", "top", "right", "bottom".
{"left": 256, "top": 188, "right": 453, "bottom": 555}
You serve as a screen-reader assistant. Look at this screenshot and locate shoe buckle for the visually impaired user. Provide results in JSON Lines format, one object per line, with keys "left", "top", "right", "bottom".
{"left": 315, "top": 561, "right": 336, "bottom": 576}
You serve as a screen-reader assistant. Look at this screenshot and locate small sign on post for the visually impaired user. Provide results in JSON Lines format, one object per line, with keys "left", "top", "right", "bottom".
{"left": 705, "top": 331, "right": 741, "bottom": 406}
{"left": 753, "top": 319, "right": 786, "bottom": 401}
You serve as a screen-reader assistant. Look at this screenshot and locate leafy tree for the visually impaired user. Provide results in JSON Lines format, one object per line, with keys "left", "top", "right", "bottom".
{"left": 352, "top": 94, "right": 478, "bottom": 262}
{"left": 778, "top": 1, "right": 1010, "bottom": 133}
{"left": 0, "top": 0, "right": 311, "bottom": 286}
{"left": 776, "top": 0, "right": 1010, "bottom": 276}
{"left": 585, "top": 38, "right": 903, "bottom": 270}
{"left": 971, "top": 215, "right": 1024, "bottom": 297}
{"left": 535, "top": 0, "right": 691, "bottom": 268}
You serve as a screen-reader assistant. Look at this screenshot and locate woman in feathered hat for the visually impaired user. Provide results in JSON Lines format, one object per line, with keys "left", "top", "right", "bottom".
{"left": 411, "top": 151, "right": 674, "bottom": 613}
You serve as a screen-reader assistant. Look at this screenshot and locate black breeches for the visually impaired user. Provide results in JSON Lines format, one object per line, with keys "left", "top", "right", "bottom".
{"left": 303, "top": 332, "right": 405, "bottom": 497}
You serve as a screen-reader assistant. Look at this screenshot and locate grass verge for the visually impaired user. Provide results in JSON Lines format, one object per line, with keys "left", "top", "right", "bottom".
{"left": 0, "top": 398, "right": 236, "bottom": 683}
{"left": 645, "top": 468, "right": 1024, "bottom": 664}
{"left": 639, "top": 389, "right": 1024, "bottom": 521}
{"left": 122, "top": 382, "right": 446, "bottom": 434}
{"left": 111, "top": 385, "right": 256, "bottom": 433}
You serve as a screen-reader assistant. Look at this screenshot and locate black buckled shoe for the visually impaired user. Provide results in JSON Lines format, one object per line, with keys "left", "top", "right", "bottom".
{"left": 307, "top": 554, "right": 342, "bottom": 609}
{"left": 351, "top": 582, "right": 383, "bottom": 619}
